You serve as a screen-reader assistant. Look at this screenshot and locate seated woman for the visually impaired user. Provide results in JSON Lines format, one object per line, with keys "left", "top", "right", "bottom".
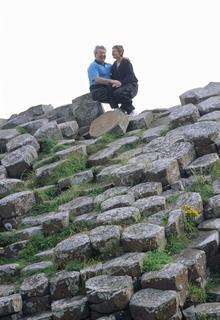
{"left": 111, "top": 45, "right": 138, "bottom": 114}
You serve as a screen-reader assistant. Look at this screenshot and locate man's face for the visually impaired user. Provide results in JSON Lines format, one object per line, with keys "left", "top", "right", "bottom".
{"left": 95, "top": 49, "right": 106, "bottom": 63}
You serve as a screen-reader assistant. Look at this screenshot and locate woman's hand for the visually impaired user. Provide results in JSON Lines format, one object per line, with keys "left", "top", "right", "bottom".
{"left": 111, "top": 80, "right": 122, "bottom": 88}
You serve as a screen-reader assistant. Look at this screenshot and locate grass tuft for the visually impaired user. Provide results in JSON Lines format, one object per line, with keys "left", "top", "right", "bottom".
{"left": 189, "top": 283, "right": 207, "bottom": 304}
{"left": 141, "top": 250, "right": 172, "bottom": 272}
{"left": 186, "top": 175, "right": 214, "bottom": 202}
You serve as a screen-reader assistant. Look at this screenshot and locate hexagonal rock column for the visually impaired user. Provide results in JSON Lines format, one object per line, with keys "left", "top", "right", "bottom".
{"left": 128, "top": 182, "right": 163, "bottom": 200}
{"left": 112, "top": 163, "right": 147, "bottom": 186}
{"left": 59, "top": 196, "right": 94, "bottom": 216}
{"left": 0, "top": 191, "right": 36, "bottom": 229}
{"left": 34, "top": 121, "right": 63, "bottom": 142}
{"left": 19, "top": 118, "right": 49, "bottom": 135}
{"left": 0, "top": 294, "right": 22, "bottom": 317}
{"left": 96, "top": 207, "right": 141, "bottom": 226}
{"left": 6, "top": 133, "right": 40, "bottom": 153}
{"left": 0, "top": 178, "right": 24, "bottom": 198}
{"left": 1, "top": 145, "right": 38, "bottom": 178}
{"left": 0, "top": 165, "right": 7, "bottom": 179}
{"left": 207, "top": 194, "right": 220, "bottom": 218}
{"left": 129, "top": 288, "right": 179, "bottom": 320}
{"left": 121, "top": 222, "right": 166, "bottom": 252}
{"left": 198, "top": 96, "right": 220, "bottom": 115}
{"left": 141, "top": 262, "right": 188, "bottom": 306}
{"left": 89, "top": 110, "right": 129, "bottom": 138}
{"left": 179, "top": 82, "right": 220, "bottom": 105}
{"left": 133, "top": 196, "right": 166, "bottom": 218}
{"left": 0, "top": 128, "right": 19, "bottom": 152}
{"left": 54, "top": 233, "right": 91, "bottom": 268}
{"left": 0, "top": 263, "right": 20, "bottom": 283}
{"left": 86, "top": 275, "right": 133, "bottom": 316}
{"left": 52, "top": 295, "right": 89, "bottom": 320}
{"left": 94, "top": 187, "right": 129, "bottom": 205}
{"left": 50, "top": 270, "right": 80, "bottom": 300}
{"left": 58, "top": 120, "right": 79, "bottom": 139}
{"left": 42, "top": 211, "right": 69, "bottom": 236}
{"left": 183, "top": 303, "right": 220, "bottom": 319}
{"left": 127, "top": 110, "right": 153, "bottom": 131}
{"left": 168, "top": 104, "right": 200, "bottom": 129}
{"left": 185, "top": 153, "right": 219, "bottom": 176}
{"left": 88, "top": 145, "right": 121, "bottom": 166}
{"left": 145, "top": 158, "right": 180, "bottom": 187}
{"left": 88, "top": 225, "right": 121, "bottom": 258}
{"left": 100, "top": 195, "right": 135, "bottom": 212}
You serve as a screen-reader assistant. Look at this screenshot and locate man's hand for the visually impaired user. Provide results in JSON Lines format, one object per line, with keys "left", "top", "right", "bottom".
{"left": 111, "top": 80, "right": 121, "bottom": 88}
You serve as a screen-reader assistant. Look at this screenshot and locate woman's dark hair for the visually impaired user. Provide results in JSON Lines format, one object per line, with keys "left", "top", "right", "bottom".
{"left": 112, "top": 45, "right": 124, "bottom": 57}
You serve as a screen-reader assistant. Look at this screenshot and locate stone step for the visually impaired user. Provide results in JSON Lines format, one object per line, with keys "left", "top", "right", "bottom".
{"left": 183, "top": 302, "right": 220, "bottom": 319}
{"left": 0, "top": 293, "right": 22, "bottom": 317}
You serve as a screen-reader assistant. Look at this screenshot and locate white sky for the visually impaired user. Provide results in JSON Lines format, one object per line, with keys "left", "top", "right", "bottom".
{"left": 1, "top": 0, "right": 220, "bottom": 119}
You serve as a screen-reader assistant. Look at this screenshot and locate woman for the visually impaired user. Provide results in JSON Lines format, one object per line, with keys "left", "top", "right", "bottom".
{"left": 111, "top": 45, "right": 138, "bottom": 115}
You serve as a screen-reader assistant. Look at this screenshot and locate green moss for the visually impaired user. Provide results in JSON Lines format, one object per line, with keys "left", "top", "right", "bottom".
{"left": 0, "top": 231, "right": 20, "bottom": 247}
{"left": 65, "top": 257, "right": 102, "bottom": 272}
{"left": 16, "top": 126, "right": 28, "bottom": 134}
{"left": 33, "top": 155, "right": 59, "bottom": 170}
{"left": 87, "top": 132, "right": 122, "bottom": 155}
{"left": 186, "top": 175, "right": 214, "bottom": 202}
{"left": 166, "top": 194, "right": 180, "bottom": 205}
{"left": 166, "top": 234, "right": 191, "bottom": 255}
{"left": 141, "top": 250, "right": 172, "bottom": 272}
{"left": 189, "top": 283, "right": 207, "bottom": 304}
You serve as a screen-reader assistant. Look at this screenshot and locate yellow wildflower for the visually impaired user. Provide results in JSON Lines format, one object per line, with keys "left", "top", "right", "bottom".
{"left": 182, "top": 205, "right": 200, "bottom": 218}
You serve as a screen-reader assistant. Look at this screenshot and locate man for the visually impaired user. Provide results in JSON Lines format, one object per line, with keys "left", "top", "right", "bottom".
{"left": 88, "top": 45, "right": 121, "bottom": 109}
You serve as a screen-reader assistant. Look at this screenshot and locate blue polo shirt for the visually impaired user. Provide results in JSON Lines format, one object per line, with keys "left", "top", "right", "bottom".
{"left": 87, "top": 60, "right": 111, "bottom": 86}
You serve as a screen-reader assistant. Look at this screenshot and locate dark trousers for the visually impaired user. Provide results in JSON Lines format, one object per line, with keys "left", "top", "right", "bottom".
{"left": 90, "top": 83, "right": 138, "bottom": 114}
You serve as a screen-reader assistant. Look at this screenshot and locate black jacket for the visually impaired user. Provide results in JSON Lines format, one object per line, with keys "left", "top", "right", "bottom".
{"left": 111, "top": 58, "right": 138, "bottom": 85}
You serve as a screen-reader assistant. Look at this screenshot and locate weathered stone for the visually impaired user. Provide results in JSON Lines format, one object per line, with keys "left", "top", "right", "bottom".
{"left": 42, "top": 211, "right": 69, "bottom": 236}
{"left": 169, "top": 104, "right": 200, "bottom": 129}
{"left": 55, "top": 145, "right": 87, "bottom": 160}
{"left": 142, "top": 125, "right": 169, "bottom": 143}
{"left": 128, "top": 111, "right": 153, "bottom": 131}
{"left": 122, "top": 222, "right": 166, "bottom": 252}
{"left": 183, "top": 303, "right": 220, "bottom": 319}
{"left": 19, "top": 119, "right": 49, "bottom": 135}
{"left": 0, "top": 264, "right": 20, "bottom": 283}
{"left": 35, "top": 248, "right": 54, "bottom": 261}
{"left": 114, "top": 146, "right": 143, "bottom": 162}
{"left": 94, "top": 187, "right": 129, "bottom": 204}
{"left": 0, "top": 285, "right": 16, "bottom": 298}
{"left": 89, "top": 110, "right": 129, "bottom": 138}
{"left": 15, "top": 226, "right": 42, "bottom": 241}
{"left": 4, "top": 240, "right": 28, "bottom": 258}
{"left": 22, "top": 295, "right": 51, "bottom": 316}
{"left": 145, "top": 158, "right": 180, "bottom": 187}
{"left": 58, "top": 170, "right": 93, "bottom": 190}
{"left": 141, "top": 262, "right": 188, "bottom": 306}
{"left": 52, "top": 295, "right": 89, "bottom": 320}
{"left": 129, "top": 288, "right": 178, "bottom": 320}
{"left": 198, "top": 218, "right": 220, "bottom": 232}
{"left": 180, "top": 82, "right": 220, "bottom": 105}
{"left": 54, "top": 233, "right": 91, "bottom": 268}
{"left": 2, "top": 145, "right": 38, "bottom": 178}
{"left": 72, "top": 93, "right": 104, "bottom": 127}
{"left": 128, "top": 152, "right": 159, "bottom": 166}
{"left": 59, "top": 196, "right": 94, "bottom": 216}
{"left": 101, "top": 195, "right": 135, "bottom": 212}
{"left": 175, "top": 192, "right": 203, "bottom": 217}
{"left": 89, "top": 225, "right": 121, "bottom": 257}
{"left": 213, "top": 179, "right": 220, "bottom": 195}
{"left": 6, "top": 134, "right": 40, "bottom": 153}
{"left": 198, "top": 110, "right": 220, "bottom": 122}
{"left": 58, "top": 121, "right": 79, "bottom": 139}
{"left": 96, "top": 207, "right": 141, "bottom": 226}
{"left": 185, "top": 153, "right": 219, "bottom": 175}
{"left": 35, "top": 160, "right": 65, "bottom": 183}
{"left": 0, "top": 165, "right": 7, "bottom": 179}
{"left": 88, "top": 145, "right": 121, "bottom": 166}
{"left": 0, "top": 129, "right": 19, "bottom": 152}
{"left": 50, "top": 270, "right": 80, "bottom": 300}
{"left": 133, "top": 196, "right": 166, "bottom": 217}
{"left": 207, "top": 195, "right": 220, "bottom": 218}
{"left": 112, "top": 163, "right": 146, "bottom": 186}
{"left": 34, "top": 121, "right": 62, "bottom": 142}
{"left": 47, "top": 103, "right": 76, "bottom": 123}
{"left": 108, "top": 135, "right": 140, "bottom": 149}
{"left": 190, "top": 230, "right": 219, "bottom": 262}
{"left": 21, "top": 261, "right": 53, "bottom": 275}
{"left": 198, "top": 95, "right": 220, "bottom": 114}
{"left": 25, "top": 312, "right": 53, "bottom": 320}
{"left": 74, "top": 212, "right": 98, "bottom": 229}
{"left": 21, "top": 211, "right": 69, "bottom": 227}
{"left": 96, "top": 164, "right": 121, "bottom": 182}
{"left": 80, "top": 263, "right": 103, "bottom": 284}
{"left": 0, "top": 179, "right": 24, "bottom": 199}
{"left": 128, "top": 182, "right": 162, "bottom": 200}
{"left": 0, "top": 294, "right": 22, "bottom": 317}
{"left": 102, "top": 252, "right": 145, "bottom": 277}
{"left": 174, "top": 248, "right": 206, "bottom": 287}
{"left": 20, "top": 273, "right": 49, "bottom": 298}
{"left": 2, "top": 114, "right": 33, "bottom": 129}
{"left": 0, "top": 191, "right": 35, "bottom": 221}
{"left": 86, "top": 275, "right": 133, "bottom": 314}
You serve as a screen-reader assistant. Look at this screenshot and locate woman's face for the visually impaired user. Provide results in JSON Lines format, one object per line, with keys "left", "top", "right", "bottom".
{"left": 112, "top": 48, "right": 121, "bottom": 59}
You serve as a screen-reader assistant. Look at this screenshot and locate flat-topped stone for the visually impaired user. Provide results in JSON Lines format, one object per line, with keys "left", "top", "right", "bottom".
{"left": 190, "top": 230, "right": 219, "bottom": 262}
{"left": 198, "top": 95, "right": 220, "bottom": 114}
{"left": 0, "top": 294, "right": 22, "bottom": 317}
{"left": 185, "top": 153, "right": 219, "bottom": 175}
{"left": 0, "top": 263, "right": 20, "bottom": 282}
{"left": 21, "top": 261, "right": 53, "bottom": 275}
{"left": 2, "top": 145, "right": 38, "bottom": 178}
{"left": 198, "top": 218, "right": 220, "bottom": 232}
{"left": 94, "top": 187, "right": 129, "bottom": 204}
{"left": 180, "top": 82, "right": 220, "bottom": 105}
{"left": 122, "top": 222, "right": 166, "bottom": 252}
{"left": 128, "top": 182, "right": 162, "bottom": 200}
{"left": 35, "top": 160, "right": 66, "bottom": 183}
{"left": 6, "top": 133, "right": 40, "bottom": 153}
{"left": 101, "top": 194, "right": 135, "bottom": 212}
{"left": 96, "top": 164, "right": 121, "bottom": 182}
{"left": 54, "top": 233, "right": 91, "bottom": 268}
{"left": 19, "top": 118, "right": 49, "bottom": 135}
{"left": 169, "top": 103, "right": 200, "bottom": 128}
{"left": 89, "top": 110, "right": 129, "bottom": 138}
{"left": 59, "top": 196, "right": 94, "bottom": 216}
{"left": 0, "top": 178, "right": 24, "bottom": 198}
{"left": 42, "top": 211, "right": 69, "bottom": 236}
{"left": 112, "top": 163, "right": 146, "bottom": 186}
{"left": 58, "top": 120, "right": 79, "bottom": 139}
{"left": 207, "top": 195, "right": 220, "bottom": 218}
{"left": 128, "top": 110, "right": 153, "bottom": 131}
{"left": 86, "top": 275, "right": 133, "bottom": 314}
{"left": 88, "top": 145, "right": 121, "bottom": 166}
{"left": 183, "top": 302, "right": 220, "bottom": 319}
{"left": 55, "top": 144, "right": 87, "bottom": 160}
{"left": 133, "top": 196, "right": 166, "bottom": 217}
{"left": 34, "top": 120, "right": 63, "bottom": 142}
{"left": 198, "top": 110, "right": 220, "bottom": 122}
{"left": 20, "top": 273, "right": 49, "bottom": 298}
{"left": 0, "top": 129, "right": 19, "bottom": 152}
{"left": 96, "top": 206, "right": 141, "bottom": 226}
{"left": 129, "top": 288, "right": 179, "bottom": 320}
{"left": 50, "top": 270, "right": 80, "bottom": 300}
{"left": 58, "top": 169, "right": 93, "bottom": 190}
{"left": 142, "top": 125, "right": 169, "bottom": 143}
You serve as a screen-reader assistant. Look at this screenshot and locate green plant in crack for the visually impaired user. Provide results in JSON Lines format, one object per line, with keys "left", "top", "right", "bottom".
{"left": 186, "top": 175, "right": 214, "bottom": 202}
{"left": 188, "top": 282, "right": 207, "bottom": 304}
{"left": 87, "top": 132, "right": 122, "bottom": 155}
{"left": 141, "top": 250, "right": 172, "bottom": 272}
{"left": 166, "top": 234, "right": 190, "bottom": 255}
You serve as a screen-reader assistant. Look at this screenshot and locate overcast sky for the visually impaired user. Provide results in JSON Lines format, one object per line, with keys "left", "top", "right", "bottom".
{"left": 1, "top": 0, "right": 220, "bottom": 119}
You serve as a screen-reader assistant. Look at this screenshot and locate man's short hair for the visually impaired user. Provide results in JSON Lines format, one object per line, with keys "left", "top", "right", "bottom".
{"left": 112, "top": 45, "right": 124, "bottom": 57}
{"left": 94, "top": 45, "right": 106, "bottom": 55}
